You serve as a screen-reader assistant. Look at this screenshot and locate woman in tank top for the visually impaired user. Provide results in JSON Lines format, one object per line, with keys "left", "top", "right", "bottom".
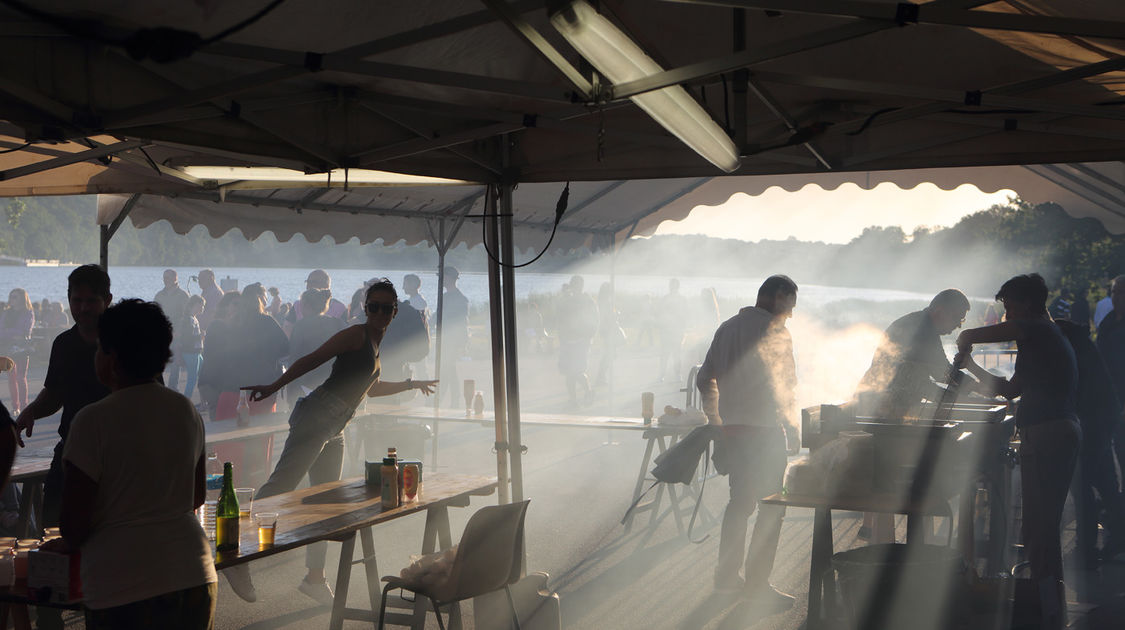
{"left": 226, "top": 279, "right": 436, "bottom": 605}
{"left": 955, "top": 274, "right": 1079, "bottom": 630}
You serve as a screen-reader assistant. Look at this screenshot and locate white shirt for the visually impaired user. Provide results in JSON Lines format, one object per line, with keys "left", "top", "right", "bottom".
{"left": 64, "top": 383, "right": 217, "bottom": 609}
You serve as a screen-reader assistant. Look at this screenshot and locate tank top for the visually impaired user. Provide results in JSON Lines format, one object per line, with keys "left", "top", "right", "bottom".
{"left": 319, "top": 326, "right": 381, "bottom": 408}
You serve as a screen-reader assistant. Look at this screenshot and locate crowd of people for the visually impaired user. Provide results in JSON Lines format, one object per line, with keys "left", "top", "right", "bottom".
{"left": 2, "top": 263, "right": 1125, "bottom": 628}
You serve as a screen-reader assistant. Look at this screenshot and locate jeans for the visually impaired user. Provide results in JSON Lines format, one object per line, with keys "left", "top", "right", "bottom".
{"left": 181, "top": 353, "right": 202, "bottom": 400}
{"left": 84, "top": 582, "right": 216, "bottom": 630}
{"left": 715, "top": 425, "right": 787, "bottom": 589}
{"left": 257, "top": 388, "right": 356, "bottom": 570}
{"left": 1020, "top": 418, "right": 1081, "bottom": 628}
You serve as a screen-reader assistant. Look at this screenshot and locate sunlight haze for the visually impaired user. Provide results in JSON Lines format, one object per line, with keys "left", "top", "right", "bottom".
{"left": 654, "top": 182, "right": 1016, "bottom": 243}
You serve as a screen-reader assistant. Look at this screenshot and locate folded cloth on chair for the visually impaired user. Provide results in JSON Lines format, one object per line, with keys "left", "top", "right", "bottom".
{"left": 399, "top": 545, "right": 458, "bottom": 589}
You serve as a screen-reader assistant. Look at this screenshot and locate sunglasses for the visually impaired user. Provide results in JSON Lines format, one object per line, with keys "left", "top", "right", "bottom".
{"left": 365, "top": 301, "right": 396, "bottom": 316}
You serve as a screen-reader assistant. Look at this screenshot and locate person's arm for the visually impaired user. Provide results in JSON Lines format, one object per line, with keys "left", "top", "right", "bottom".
{"left": 14, "top": 387, "right": 63, "bottom": 447}
{"left": 956, "top": 321, "right": 1026, "bottom": 348}
{"left": 366, "top": 378, "right": 437, "bottom": 398}
{"left": 242, "top": 325, "right": 364, "bottom": 401}
{"left": 0, "top": 409, "right": 15, "bottom": 491}
{"left": 59, "top": 461, "right": 97, "bottom": 549}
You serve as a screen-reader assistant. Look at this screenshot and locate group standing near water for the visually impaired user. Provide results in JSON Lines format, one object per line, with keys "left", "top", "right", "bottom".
{"left": 0, "top": 262, "right": 1123, "bottom": 629}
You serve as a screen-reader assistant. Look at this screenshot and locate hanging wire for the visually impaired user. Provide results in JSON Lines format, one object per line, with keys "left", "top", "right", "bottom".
{"left": 480, "top": 182, "right": 568, "bottom": 269}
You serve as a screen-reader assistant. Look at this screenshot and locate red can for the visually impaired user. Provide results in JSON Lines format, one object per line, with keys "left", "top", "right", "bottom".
{"left": 402, "top": 463, "right": 419, "bottom": 501}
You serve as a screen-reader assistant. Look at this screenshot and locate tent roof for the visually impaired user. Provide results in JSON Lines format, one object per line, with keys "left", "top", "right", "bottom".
{"left": 4, "top": 1, "right": 1125, "bottom": 242}
{"left": 1, "top": 1, "right": 1124, "bottom": 181}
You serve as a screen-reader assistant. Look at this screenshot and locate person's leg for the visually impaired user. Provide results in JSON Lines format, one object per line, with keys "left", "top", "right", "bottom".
{"left": 744, "top": 428, "right": 789, "bottom": 592}
{"left": 1021, "top": 420, "right": 1081, "bottom": 630}
{"left": 303, "top": 431, "right": 346, "bottom": 576}
{"left": 168, "top": 356, "right": 181, "bottom": 391}
{"left": 716, "top": 432, "right": 754, "bottom": 586}
{"left": 14, "top": 354, "right": 28, "bottom": 410}
{"left": 84, "top": 582, "right": 216, "bottom": 630}
{"left": 182, "top": 353, "right": 202, "bottom": 400}
{"left": 6, "top": 369, "right": 16, "bottom": 412}
{"left": 1073, "top": 449, "right": 1098, "bottom": 568}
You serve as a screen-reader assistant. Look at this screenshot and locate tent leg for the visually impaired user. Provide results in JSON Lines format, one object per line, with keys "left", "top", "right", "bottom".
{"left": 499, "top": 178, "right": 524, "bottom": 503}
{"left": 99, "top": 225, "right": 110, "bottom": 271}
{"left": 486, "top": 184, "right": 511, "bottom": 505}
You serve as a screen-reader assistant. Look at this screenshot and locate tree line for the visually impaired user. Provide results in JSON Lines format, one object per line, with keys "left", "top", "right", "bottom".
{"left": 1, "top": 195, "right": 1121, "bottom": 299}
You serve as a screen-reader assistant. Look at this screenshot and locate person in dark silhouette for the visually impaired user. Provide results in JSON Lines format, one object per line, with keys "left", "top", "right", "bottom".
{"left": 1055, "top": 318, "right": 1125, "bottom": 567}
{"left": 1070, "top": 286, "right": 1091, "bottom": 332}
{"left": 440, "top": 266, "right": 469, "bottom": 408}
{"left": 698, "top": 275, "right": 800, "bottom": 607}
{"left": 855, "top": 289, "right": 978, "bottom": 419}
{"left": 58, "top": 299, "right": 216, "bottom": 630}
{"left": 557, "top": 276, "right": 598, "bottom": 407}
{"left": 1096, "top": 275, "right": 1125, "bottom": 487}
{"left": 14, "top": 265, "right": 112, "bottom": 630}
{"left": 957, "top": 274, "right": 1079, "bottom": 630}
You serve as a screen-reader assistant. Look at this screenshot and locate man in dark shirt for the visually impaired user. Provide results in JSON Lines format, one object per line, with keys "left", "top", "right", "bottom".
{"left": 440, "top": 266, "right": 469, "bottom": 408}
{"left": 15, "top": 265, "right": 112, "bottom": 527}
{"left": 855, "top": 289, "right": 977, "bottom": 418}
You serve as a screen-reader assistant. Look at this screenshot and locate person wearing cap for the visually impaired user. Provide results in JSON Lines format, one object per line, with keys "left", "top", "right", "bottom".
{"left": 195, "top": 269, "right": 224, "bottom": 333}
{"left": 294, "top": 270, "right": 348, "bottom": 321}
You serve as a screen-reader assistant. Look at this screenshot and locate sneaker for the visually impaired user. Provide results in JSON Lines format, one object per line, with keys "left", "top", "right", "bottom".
{"left": 745, "top": 584, "right": 795, "bottom": 612}
{"left": 223, "top": 565, "right": 258, "bottom": 603}
{"left": 298, "top": 578, "right": 335, "bottom": 606}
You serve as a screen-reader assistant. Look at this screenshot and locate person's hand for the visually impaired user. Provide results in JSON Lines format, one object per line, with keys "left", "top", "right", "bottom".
{"left": 412, "top": 379, "right": 438, "bottom": 395}
{"left": 14, "top": 409, "right": 34, "bottom": 448}
{"left": 955, "top": 331, "right": 973, "bottom": 354}
{"left": 240, "top": 384, "right": 278, "bottom": 403}
{"left": 0, "top": 356, "right": 13, "bottom": 372}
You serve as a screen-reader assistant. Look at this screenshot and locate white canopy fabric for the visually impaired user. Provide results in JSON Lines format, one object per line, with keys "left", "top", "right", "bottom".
{"left": 93, "top": 160, "right": 1125, "bottom": 251}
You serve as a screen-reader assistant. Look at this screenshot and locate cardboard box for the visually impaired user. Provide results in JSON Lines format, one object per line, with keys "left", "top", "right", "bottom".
{"left": 27, "top": 549, "right": 82, "bottom": 604}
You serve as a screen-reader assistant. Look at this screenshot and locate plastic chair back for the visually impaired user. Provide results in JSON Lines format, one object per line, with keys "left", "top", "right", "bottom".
{"left": 435, "top": 499, "right": 530, "bottom": 603}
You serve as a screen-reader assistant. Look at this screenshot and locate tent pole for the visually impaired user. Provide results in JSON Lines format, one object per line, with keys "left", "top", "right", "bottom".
{"left": 99, "top": 225, "right": 110, "bottom": 271}
{"left": 99, "top": 193, "right": 141, "bottom": 271}
{"left": 485, "top": 184, "right": 511, "bottom": 504}
{"left": 432, "top": 221, "right": 447, "bottom": 467}
{"left": 499, "top": 171, "right": 524, "bottom": 503}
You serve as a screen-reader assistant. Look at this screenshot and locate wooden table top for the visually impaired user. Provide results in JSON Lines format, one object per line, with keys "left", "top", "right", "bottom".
{"left": 361, "top": 404, "right": 701, "bottom": 432}
{"left": 213, "top": 473, "right": 497, "bottom": 569}
{"left": 761, "top": 492, "right": 952, "bottom": 516}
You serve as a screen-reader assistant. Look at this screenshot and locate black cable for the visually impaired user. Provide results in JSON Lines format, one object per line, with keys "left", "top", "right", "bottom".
{"left": 201, "top": 0, "right": 288, "bottom": 45}
{"left": 480, "top": 183, "right": 568, "bottom": 269}
{"left": 845, "top": 107, "right": 900, "bottom": 136}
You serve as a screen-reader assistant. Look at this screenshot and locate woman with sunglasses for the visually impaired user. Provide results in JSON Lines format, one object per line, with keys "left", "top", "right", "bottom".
{"left": 228, "top": 279, "right": 436, "bottom": 605}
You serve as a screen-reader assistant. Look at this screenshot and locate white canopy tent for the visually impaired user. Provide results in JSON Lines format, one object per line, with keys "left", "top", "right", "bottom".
{"left": 2, "top": 0, "right": 1125, "bottom": 499}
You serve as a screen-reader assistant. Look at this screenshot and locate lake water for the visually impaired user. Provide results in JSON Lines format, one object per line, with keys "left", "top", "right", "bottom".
{"left": 0, "top": 265, "right": 941, "bottom": 311}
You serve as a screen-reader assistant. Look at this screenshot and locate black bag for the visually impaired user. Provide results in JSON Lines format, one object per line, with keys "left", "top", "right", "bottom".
{"left": 621, "top": 424, "right": 720, "bottom": 542}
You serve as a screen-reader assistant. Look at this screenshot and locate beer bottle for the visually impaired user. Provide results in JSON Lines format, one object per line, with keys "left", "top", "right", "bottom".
{"left": 215, "top": 462, "right": 240, "bottom": 551}
{"left": 236, "top": 392, "right": 251, "bottom": 428}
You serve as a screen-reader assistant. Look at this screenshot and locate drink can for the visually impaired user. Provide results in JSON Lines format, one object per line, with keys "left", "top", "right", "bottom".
{"left": 403, "top": 463, "right": 419, "bottom": 501}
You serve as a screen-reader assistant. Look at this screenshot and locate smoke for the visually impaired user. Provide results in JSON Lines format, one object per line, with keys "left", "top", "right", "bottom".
{"left": 788, "top": 314, "right": 886, "bottom": 410}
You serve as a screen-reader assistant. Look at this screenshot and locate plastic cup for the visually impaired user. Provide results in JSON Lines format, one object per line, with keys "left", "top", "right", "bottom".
{"left": 255, "top": 512, "right": 278, "bottom": 547}
{"left": 235, "top": 488, "right": 254, "bottom": 517}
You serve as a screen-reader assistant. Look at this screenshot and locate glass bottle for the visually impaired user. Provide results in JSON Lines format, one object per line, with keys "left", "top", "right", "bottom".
{"left": 215, "top": 462, "right": 240, "bottom": 551}
{"left": 236, "top": 392, "right": 251, "bottom": 427}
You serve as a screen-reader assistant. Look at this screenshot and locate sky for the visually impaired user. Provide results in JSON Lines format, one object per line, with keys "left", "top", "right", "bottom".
{"left": 653, "top": 182, "right": 1016, "bottom": 244}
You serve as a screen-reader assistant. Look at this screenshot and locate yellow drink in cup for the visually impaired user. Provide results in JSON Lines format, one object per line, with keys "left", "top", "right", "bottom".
{"left": 255, "top": 512, "right": 278, "bottom": 547}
